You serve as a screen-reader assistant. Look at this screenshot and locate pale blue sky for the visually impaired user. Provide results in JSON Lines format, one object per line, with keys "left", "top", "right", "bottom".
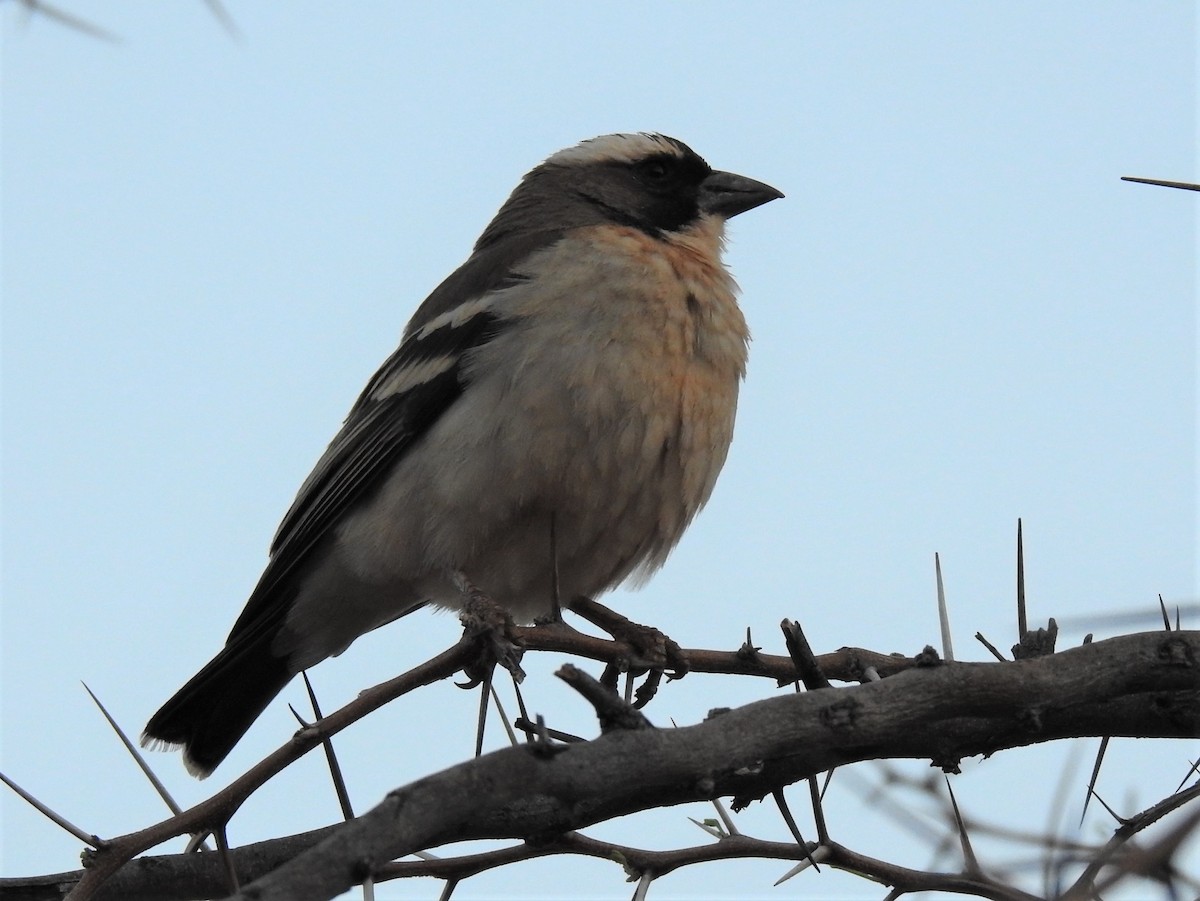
{"left": 2, "top": 3, "right": 1196, "bottom": 899}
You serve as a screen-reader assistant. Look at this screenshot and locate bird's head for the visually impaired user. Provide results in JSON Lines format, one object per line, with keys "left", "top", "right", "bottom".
{"left": 475, "top": 133, "right": 782, "bottom": 249}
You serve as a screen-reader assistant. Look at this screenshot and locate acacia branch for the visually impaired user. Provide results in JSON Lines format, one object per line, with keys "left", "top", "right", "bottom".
{"left": 1063, "top": 780, "right": 1200, "bottom": 897}
{"left": 47, "top": 606, "right": 908, "bottom": 900}
{"left": 224, "top": 630, "right": 1194, "bottom": 900}
{"left": 382, "top": 831, "right": 1045, "bottom": 901}
{"left": 12, "top": 630, "right": 1195, "bottom": 900}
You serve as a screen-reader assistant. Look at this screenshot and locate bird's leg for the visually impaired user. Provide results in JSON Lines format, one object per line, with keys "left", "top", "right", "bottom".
{"left": 453, "top": 571, "right": 526, "bottom": 688}
{"left": 564, "top": 595, "right": 690, "bottom": 708}
{"left": 532, "top": 511, "right": 564, "bottom": 625}
{"left": 453, "top": 571, "right": 527, "bottom": 757}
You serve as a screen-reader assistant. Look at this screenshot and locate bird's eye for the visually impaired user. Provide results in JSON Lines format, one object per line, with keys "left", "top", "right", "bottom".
{"left": 639, "top": 158, "right": 674, "bottom": 184}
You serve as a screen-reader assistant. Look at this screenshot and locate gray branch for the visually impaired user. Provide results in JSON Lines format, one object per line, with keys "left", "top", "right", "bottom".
{"left": 5, "top": 630, "right": 1195, "bottom": 901}
{"left": 227, "top": 631, "right": 1199, "bottom": 901}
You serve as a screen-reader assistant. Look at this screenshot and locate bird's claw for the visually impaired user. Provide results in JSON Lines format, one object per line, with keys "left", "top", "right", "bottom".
{"left": 567, "top": 596, "right": 689, "bottom": 708}
{"left": 457, "top": 585, "right": 526, "bottom": 687}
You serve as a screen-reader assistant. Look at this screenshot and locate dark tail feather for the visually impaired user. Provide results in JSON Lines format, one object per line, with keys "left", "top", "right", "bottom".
{"left": 142, "top": 624, "right": 292, "bottom": 778}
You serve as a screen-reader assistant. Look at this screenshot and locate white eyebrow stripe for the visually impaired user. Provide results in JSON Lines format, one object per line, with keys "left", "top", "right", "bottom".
{"left": 545, "top": 133, "right": 686, "bottom": 168}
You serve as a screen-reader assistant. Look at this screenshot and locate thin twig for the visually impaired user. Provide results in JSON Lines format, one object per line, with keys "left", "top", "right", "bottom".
{"left": 202, "top": 0, "right": 241, "bottom": 40}
{"left": 81, "top": 682, "right": 188, "bottom": 821}
{"left": 488, "top": 682, "right": 519, "bottom": 747}
{"left": 0, "top": 770, "right": 100, "bottom": 848}
{"left": 1079, "top": 737, "right": 1110, "bottom": 827}
{"left": 214, "top": 824, "right": 239, "bottom": 893}
{"left": 944, "top": 777, "right": 980, "bottom": 875}
{"left": 935, "top": 553, "right": 954, "bottom": 661}
{"left": 301, "top": 672, "right": 355, "bottom": 822}
{"left": 773, "top": 787, "right": 820, "bottom": 872}
{"left": 16, "top": 0, "right": 120, "bottom": 42}
{"left": 1121, "top": 176, "right": 1200, "bottom": 192}
{"left": 1016, "top": 518, "right": 1027, "bottom": 639}
{"left": 808, "top": 776, "right": 830, "bottom": 843}
{"left": 975, "top": 632, "right": 1007, "bottom": 662}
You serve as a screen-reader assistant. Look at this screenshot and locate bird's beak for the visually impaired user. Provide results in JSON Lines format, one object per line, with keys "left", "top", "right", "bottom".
{"left": 699, "top": 170, "right": 784, "bottom": 219}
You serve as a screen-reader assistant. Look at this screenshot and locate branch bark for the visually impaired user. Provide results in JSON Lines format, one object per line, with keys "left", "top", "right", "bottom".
{"left": 21, "top": 630, "right": 1187, "bottom": 901}
{"left": 225, "top": 630, "right": 1200, "bottom": 900}
{"left": 45, "top": 613, "right": 916, "bottom": 901}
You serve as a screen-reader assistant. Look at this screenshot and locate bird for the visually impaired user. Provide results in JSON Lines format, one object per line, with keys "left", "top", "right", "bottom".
{"left": 142, "top": 133, "right": 782, "bottom": 777}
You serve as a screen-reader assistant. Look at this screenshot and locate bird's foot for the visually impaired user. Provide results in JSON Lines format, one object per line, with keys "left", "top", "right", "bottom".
{"left": 455, "top": 575, "right": 526, "bottom": 687}
{"left": 564, "top": 595, "right": 689, "bottom": 708}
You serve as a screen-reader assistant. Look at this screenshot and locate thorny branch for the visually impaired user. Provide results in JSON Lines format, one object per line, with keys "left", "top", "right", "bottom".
{"left": 26, "top": 608, "right": 918, "bottom": 900}
{"left": 4, "top": 628, "right": 1192, "bottom": 901}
